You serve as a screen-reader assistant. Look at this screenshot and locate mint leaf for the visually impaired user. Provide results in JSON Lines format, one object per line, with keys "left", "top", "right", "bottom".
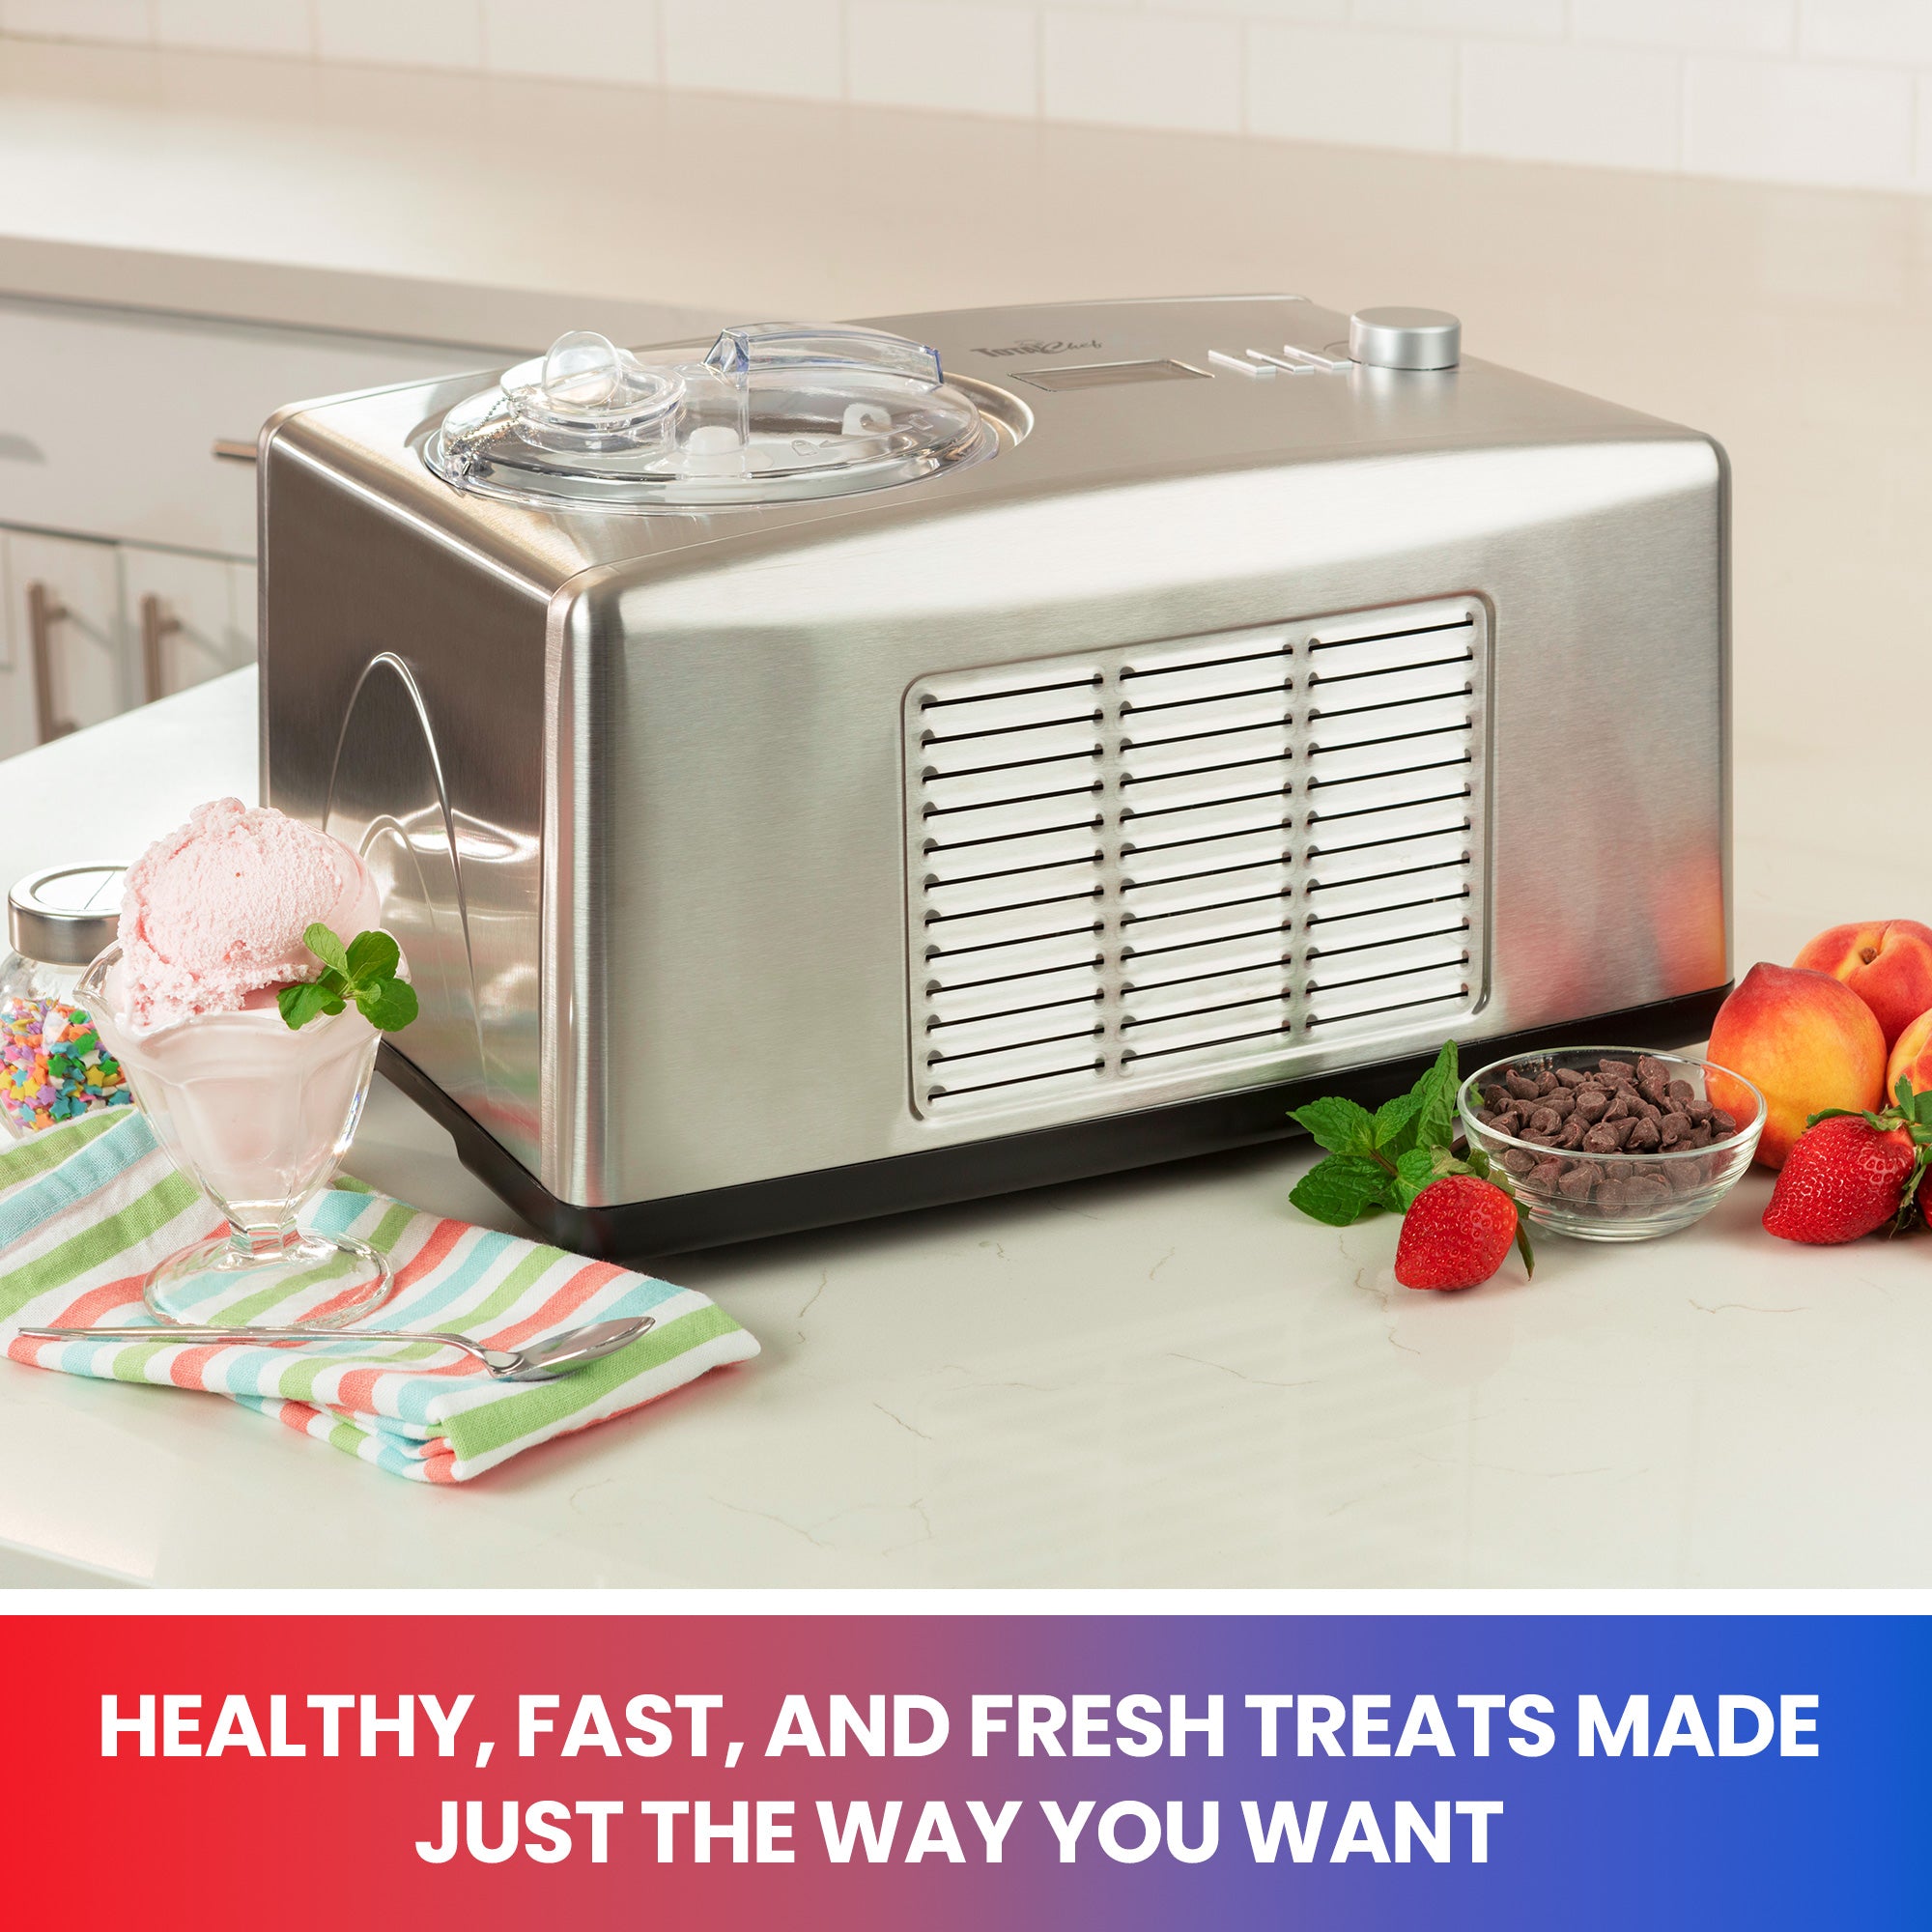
{"left": 1290, "top": 1152, "right": 1393, "bottom": 1226}
{"left": 345, "top": 929, "right": 401, "bottom": 984}
{"left": 278, "top": 980, "right": 336, "bottom": 1030}
{"left": 1372, "top": 1089, "right": 1423, "bottom": 1158}
{"left": 354, "top": 977, "right": 418, "bottom": 1034}
{"left": 1289, "top": 1095, "right": 1376, "bottom": 1155}
{"left": 1412, "top": 1039, "right": 1462, "bottom": 1151}
{"left": 1394, "top": 1144, "right": 1446, "bottom": 1209}
{"left": 304, "top": 922, "right": 350, "bottom": 977}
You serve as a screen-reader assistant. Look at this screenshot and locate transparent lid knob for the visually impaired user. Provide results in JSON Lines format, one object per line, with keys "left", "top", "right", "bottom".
{"left": 503, "top": 329, "right": 686, "bottom": 454}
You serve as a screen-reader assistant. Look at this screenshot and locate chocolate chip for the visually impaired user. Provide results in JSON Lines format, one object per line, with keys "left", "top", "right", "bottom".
{"left": 1599, "top": 1059, "right": 1636, "bottom": 1084}
{"left": 1547, "top": 1088, "right": 1577, "bottom": 1119}
{"left": 1710, "top": 1109, "right": 1738, "bottom": 1137}
{"left": 1527, "top": 1158, "right": 1564, "bottom": 1193}
{"left": 1483, "top": 1084, "right": 1511, "bottom": 1111}
{"left": 1505, "top": 1070, "right": 1542, "bottom": 1101}
{"left": 1624, "top": 1174, "right": 1672, "bottom": 1212}
{"left": 1627, "top": 1117, "right": 1662, "bottom": 1151}
{"left": 1527, "top": 1105, "right": 1562, "bottom": 1135}
{"left": 1502, "top": 1149, "right": 1536, "bottom": 1177}
{"left": 1665, "top": 1158, "right": 1707, "bottom": 1194}
{"left": 1689, "top": 1122, "right": 1713, "bottom": 1148}
{"left": 1556, "top": 1165, "right": 1595, "bottom": 1201}
{"left": 1668, "top": 1079, "right": 1695, "bottom": 1107}
{"left": 1575, "top": 1089, "right": 1610, "bottom": 1123}
{"left": 1557, "top": 1117, "right": 1588, "bottom": 1149}
{"left": 1596, "top": 1178, "right": 1628, "bottom": 1210}
{"left": 1581, "top": 1122, "right": 1622, "bottom": 1154}
{"left": 1535, "top": 1069, "right": 1560, "bottom": 1095}
{"left": 1636, "top": 1057, "right": 1670, "bottom": 1087}
{"left": 1659, "top": 1112, "right": 1690, "bottom": 1147}
{"left": 1554, "top": 1067, "right": 1586, "bottom": 1088}
{"left": 1686, "top": 1098, "right": 1713, "bottom": 1124}
{"left": 1605, "top": 1159, "right": 1634, "bottom": 1179}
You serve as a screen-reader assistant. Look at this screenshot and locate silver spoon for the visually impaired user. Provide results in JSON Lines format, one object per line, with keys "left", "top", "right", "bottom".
{"left": 17, "top": 1314, "right": 657, "bottom": 1383}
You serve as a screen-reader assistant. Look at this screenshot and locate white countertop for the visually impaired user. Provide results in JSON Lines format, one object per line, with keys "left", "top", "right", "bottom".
{"left": 0, "top": 674, "right": 1925, "bottom": 1590}
{"left": 4, "top": 40, "right": 1932, "bottom": 1588}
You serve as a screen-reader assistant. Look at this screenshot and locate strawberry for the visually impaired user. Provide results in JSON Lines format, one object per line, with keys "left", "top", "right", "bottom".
{"left": 1763, "top": 1078, "right": 1932, "bottom": 1243}
{"left": 1395, "top": 1174, "right": 1526, "bottom": 1291}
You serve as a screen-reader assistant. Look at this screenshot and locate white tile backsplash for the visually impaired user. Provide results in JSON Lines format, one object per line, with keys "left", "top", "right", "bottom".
{"left": 14, "top": 0, "right": 1932, "bottom": 197}
{"left": 1463, "top": 40, "right": 1681, "bottom": 171}
{"left": 3, "top": 0, "right": 153, "bottom": 41}
{"left": 663, "top": 0, "right": 843, "bottom": 100}
{"left": 155, "top": 0, "right": 311, "bottom": 56}
{"left": 1575, "top": 0, "right": 1797, "bottom": 56}
{"left": 1351, "top": 0, "right": 1564, "bottom": 35}
{"left": 1041, "top": 10, "right": 1241, "bottom": 134}
{"left": 1798, "top": 0, "right": 1932, "bottom": 67}
{"left": 1687, "top": 53, "right": 1915, "bottom": 186}
{"left": 482, "top": 0, "right": 658, "bottom": 87}
{"left": 314, "top": 0, "right": 483, "bottom": 71}
{"left": 1247, "top": 25, "right": 1456, "bottom": 152}
{"left": 847, "top": 2, "right": 1037, "bottom": 118}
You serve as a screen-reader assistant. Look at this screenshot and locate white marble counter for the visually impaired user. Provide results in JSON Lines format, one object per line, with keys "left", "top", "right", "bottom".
{"left": 2, "top": 38, "right": 1931, "bottom": 1588}
{"left": 0, "top": 675, "right": 1925, "bottom": 1589}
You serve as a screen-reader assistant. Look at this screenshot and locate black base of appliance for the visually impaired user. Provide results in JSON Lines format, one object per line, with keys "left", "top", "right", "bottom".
{"left": 379, "top": 984, "right": 1732, "bottom": 1262}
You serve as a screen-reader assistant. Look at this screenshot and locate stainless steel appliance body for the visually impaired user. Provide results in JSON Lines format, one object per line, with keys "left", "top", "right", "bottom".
{"left": 260, "top": 297, "right": 1729, "bottom": 1254}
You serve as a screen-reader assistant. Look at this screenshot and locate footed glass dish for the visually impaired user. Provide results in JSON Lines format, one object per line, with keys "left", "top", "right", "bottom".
{"left": 1458, "top": 1046, "right": 1763, "bottom": 1243}
{"left": 76, "top": 944, "right": 393, "bottom": 1326}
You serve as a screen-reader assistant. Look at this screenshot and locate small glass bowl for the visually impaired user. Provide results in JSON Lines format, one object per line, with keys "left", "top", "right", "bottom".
{"left": 1457, "top": 1046, "right": 1764, "bottom": 1242}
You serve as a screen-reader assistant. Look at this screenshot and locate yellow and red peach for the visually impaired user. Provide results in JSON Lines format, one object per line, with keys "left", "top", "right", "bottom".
{"left": 1885, "top": 1008, "right": 1932, "bottom": 1108}
{"left": 1793, "top": 920, "right": 1932, "bottom": 1050}
{"left": 1706, "top": 962, "right": 1887, "bottom": 1169}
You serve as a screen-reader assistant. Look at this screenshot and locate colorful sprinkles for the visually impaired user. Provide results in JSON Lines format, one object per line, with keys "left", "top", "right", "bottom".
{"left": 1, "top": 996, "right": 131, "bottom": 1134}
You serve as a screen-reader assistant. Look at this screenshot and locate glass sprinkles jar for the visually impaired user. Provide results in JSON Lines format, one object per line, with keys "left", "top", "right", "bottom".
{"left": 1, "top": 865, "right": 132, "bottom": 1138}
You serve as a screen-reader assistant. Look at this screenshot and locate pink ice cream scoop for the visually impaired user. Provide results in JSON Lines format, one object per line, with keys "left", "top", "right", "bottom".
{"left": 116, "top": 797, "right": 378, "bottom": 1031}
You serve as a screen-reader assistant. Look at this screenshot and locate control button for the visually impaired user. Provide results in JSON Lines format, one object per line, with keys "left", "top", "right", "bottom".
{"left": 1348, "top": 307, "right": 1461, "bottom": 371}
{"left": 1206, "top": 345, "right": 1351, "bottom": 379}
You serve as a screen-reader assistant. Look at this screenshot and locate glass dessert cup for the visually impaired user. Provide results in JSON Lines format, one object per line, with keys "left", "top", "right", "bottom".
{"left": 76, "top": 945, "right": 393, "bottom": 1326}
{"left": 1458, "top": 1046, "right": 1765, "bottom": 1243}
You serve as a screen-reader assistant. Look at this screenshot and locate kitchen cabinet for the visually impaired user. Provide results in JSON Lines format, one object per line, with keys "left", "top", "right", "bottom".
{"left": 0, "top": 540, "right": 261, "bottom": 756}
{"left": 0, "top": 529, "right": 126, "bottom": 756}
{"left": 0, "top": 294, "right": 501, "bottom": 559}
{"left": 119, "top": 547, "right": 255, "bottom": 700}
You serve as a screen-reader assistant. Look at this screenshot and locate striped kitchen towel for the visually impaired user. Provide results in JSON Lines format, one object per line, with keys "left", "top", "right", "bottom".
{"left": 0, "top": 1110, "right": 759, "bottom": 1483}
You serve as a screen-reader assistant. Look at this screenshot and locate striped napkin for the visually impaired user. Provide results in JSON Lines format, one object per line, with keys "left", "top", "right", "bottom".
{"left": 0, "top": 1110, "right": 758, "bottom": 1483}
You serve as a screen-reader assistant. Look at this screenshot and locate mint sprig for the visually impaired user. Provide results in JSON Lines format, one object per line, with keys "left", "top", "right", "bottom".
{"left": 277, "top": 923, "right": 418, "bottom": 1034}
{"left": 1288, "top": 1039, "right": 1460, "bottom": 1224}
{"left": 1287, "top": 1037, "right": 1533, "bottom": 1277}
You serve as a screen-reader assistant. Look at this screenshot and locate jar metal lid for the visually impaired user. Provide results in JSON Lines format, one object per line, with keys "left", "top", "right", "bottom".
{"left": 8, "top": 865, "right": 126, "bottom": 967}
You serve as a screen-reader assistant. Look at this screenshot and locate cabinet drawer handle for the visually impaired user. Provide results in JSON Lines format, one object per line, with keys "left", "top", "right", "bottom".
{"left": 26, "top": 582, "right": 76, "bottom": 745}
{"left": 140, "top": 593, "right": 182, "bottom": 705}
{"left": 212, "top": 439, "right": 258, "bottom": 463}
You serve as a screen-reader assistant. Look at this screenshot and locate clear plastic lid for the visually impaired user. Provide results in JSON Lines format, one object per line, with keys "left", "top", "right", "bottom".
{"left": 424, "top": 322, "right": 997, "bottom": 512}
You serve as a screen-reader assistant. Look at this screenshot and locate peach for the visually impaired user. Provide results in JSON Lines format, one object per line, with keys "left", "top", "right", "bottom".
{"left": 1885, "top": 1008, "right": 1932, "bottom": 1108}
{"left": 1792, "top": 919, "right": 1932, "bottom": 1049}
{"left": 1705, "top": 961, "right": 1886, "bottom": 1169}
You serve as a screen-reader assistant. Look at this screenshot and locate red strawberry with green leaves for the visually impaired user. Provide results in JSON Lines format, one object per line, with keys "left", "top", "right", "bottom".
{"left": 1395, "top": 1172, "right": 1531, "bottom": 1292}
{"left": 1763, "top": 1078, "right": 1932, "bottom": 1244}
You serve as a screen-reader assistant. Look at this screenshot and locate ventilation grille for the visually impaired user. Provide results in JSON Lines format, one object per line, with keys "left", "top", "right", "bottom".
{"left": 905, "top": 598, "right": 1488, "bottom": 1118}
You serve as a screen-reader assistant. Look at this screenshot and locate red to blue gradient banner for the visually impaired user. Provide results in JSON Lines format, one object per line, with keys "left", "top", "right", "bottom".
{"left": 0, "top": 1613, "right": 1917, "bottom": 1929}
